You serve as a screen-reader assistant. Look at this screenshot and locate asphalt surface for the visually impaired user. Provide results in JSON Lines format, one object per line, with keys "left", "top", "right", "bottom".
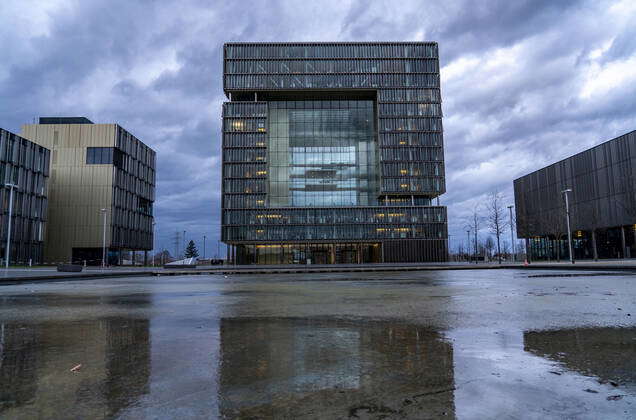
{"left": 0, "top": 269, "right": 635, "bottom": 419}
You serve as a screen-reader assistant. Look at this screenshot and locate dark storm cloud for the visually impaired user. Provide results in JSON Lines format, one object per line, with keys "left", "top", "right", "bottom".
{"left": 1, "top": 0, "right": 634, "bottom": 254}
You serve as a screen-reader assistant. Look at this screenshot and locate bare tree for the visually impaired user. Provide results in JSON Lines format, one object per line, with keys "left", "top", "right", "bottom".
{"left": 487, "top": 191, "right": 507, "bottom": 264}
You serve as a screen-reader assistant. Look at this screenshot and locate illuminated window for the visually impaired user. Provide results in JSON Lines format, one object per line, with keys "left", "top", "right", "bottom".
{"left": 232, "top": 120, "right": 245, "bottom": 131}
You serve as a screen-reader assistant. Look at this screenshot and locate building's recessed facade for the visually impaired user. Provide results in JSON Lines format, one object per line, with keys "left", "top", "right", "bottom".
{"left": 222, "top": 42, "right": 447, "bottom": 264}
{"left": 0, "top": 128, "right": 50, "bottom": 264}
{"left": 514, "top": 129, "right": 636, "bottom": 260}
{"left": 21, "top": 118, "right": 155, "bottom": 265}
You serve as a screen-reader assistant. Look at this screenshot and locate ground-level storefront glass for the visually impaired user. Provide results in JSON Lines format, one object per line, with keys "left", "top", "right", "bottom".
{"left": 528, "top": 225, "right": 636, "bottom": 260}
{"left": 235, "top": 243, "right": 382, "bottom": 265}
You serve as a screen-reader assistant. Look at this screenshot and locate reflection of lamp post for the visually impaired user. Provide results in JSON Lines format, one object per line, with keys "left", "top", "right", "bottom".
{"left": 507, "top": 205, "right": 515, "bottom": 261}
{"left": 101, "top": 208, "right": 107, "bottom": 268}
{"left": 5, "top": 183, "right": 18, "bottom": 268}
{"left": 561, "top": 189, "right": 574, "bottom": 264}
{"left": 152, "top": 221, "right": 156, "bottom": 267}
{"left": 466, "top": 229, "right": 471, "bottom": 262}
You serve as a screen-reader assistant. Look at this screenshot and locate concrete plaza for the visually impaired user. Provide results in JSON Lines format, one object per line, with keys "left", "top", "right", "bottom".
{"left": 0, "top": 268, "right": 635, "bottom": 418}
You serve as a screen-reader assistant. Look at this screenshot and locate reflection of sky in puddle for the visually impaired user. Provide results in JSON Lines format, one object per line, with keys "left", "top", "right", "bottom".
{"left": 450, "top": 327, "right": 636, "bottom": 419}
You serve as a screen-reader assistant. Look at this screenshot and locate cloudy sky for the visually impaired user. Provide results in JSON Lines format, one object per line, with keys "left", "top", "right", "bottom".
{"left": 1, "top": 0, "right": 635, "bottom": 255}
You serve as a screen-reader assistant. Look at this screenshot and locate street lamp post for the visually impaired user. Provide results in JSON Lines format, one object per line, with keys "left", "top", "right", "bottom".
{"left": 507, "top": 205, "right": 515, "bottom": 262}
{"left": 183, "top": 230, "right": 186, "bottom": 259}
{"left": 4, "top": 184, "right": 18, "bottom": 268}
{"left": 562, "top": 188, "right": 574, "bottom": 264}
{"left": 203, "top": 235, "right": 206, "bottom": 259}
{"left": 100, "top": 208, "right": 107, "bottom": 268}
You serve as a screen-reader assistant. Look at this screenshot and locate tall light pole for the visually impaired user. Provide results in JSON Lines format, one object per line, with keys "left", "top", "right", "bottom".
{"left": 203, "top": 235, "right": 206, "bottom": 259}
{"left": 4, "top": 183, "right": 17, "bottom": 268}
{"left": 100, "top": 208, "right": 107, "bottom": 268}
{"left": 562, "top": 188, "right": 574, "bottom": 264}
{"left": 507, "top": 205, "right": 515, "bottom": 262}
{"left": 183, "top": 230, "right": 186, "bottom": 259}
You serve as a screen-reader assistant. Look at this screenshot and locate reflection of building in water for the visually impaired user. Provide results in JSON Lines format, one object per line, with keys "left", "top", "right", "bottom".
{"left": 0, "top": 317, "right": 151, "bottom": 418}
{"left": 524, "top": 327, "right": 636, "bottom": 385}
{"left": 219, "top": 318, "right": 455, "bottom": 418}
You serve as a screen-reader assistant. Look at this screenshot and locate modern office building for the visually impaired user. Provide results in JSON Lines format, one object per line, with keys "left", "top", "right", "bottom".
{"left": 0, "top": 128, "right": 50, "bottom": 264}
{"left": 21, "top": 118, "right": 155, "bottom": 264}
{"left": 222, "top": 42, "right": 447, "bottom": 264}
{"left": 514, "top": 129, "right": 636, "bottom": 260}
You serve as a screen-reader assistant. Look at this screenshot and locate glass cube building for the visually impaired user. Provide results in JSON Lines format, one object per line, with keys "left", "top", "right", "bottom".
{"left": 222, "top": 42, "right": 447, "bottom": 264}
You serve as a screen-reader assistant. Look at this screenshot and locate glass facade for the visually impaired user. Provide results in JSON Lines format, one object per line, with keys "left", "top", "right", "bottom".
{"left": 0, "top": 129, "right": 50, "bottom": 264}
{"left": 111, "top": 126, "right": 156, "bottom": 251}
{"left": 268, "top": 100, "right": 378, "bottom": 207}
{"left": 222, "top": 42, "right": 447, "bottom": 264}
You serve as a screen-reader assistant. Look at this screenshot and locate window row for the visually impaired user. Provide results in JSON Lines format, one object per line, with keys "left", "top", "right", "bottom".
{"left": 378, "top": 88, "right": 440, "bottom": 103}
{"left": 379, "top": 196, "right": 432, "bottom": 205}
{"left": 223, "top": 223, "right": 446, "bottom": 241}
{"left": 222, "top": 194, "right": 437, "bottom": 209}
{"left": 224, "top": 179, "right": 267, "bottom": 193}
{"left": 382, "top": 177, "right": 444, "bottom": 193}
{"left": 0, "top": 191, "right": 48, "bottom": 220}
{"left": 379, "top": 103, "right": 442, "bottom": 117}
{"left": 225, "top": 73, "right": 439, "bottom": 90}
{"left": 224, "top": 149, "right": 267, "bottom": 163}
{"left": 269, "top": 100, "right": 373, "bottom": 109}
{"left": 225, "top": 43, "right": 438, "bottom": 59}
{"left": 111, "top": 209, "right": 154, "bottom": 233}
{"left": 111, "top": 225, "right": 153, "bottom": 249}
{"left": 223, "top": 102, "right": 267, "bottom": 117}
{"left": 0, "top": 130, "right": 50, "bottom": 175}
{"left": 114, "top": 170, "right": 155, "bottom": 201}
{"left": 379, "top": 117, "right": 442, "bottom": 132}
{"left": 223, "top": 133, "right": 267, "bottom": 148}
{"left": 224, "top": 194, "right": 267, "bottom": 208}
{"left": 0, "top": 216, "right": 45, "bottom": 244}
{"left": 223, "top": 118, "right": 267, "bottom": 132}
{"left": 381, "top": 162, "right": 443, "bottom": 177}
{"left": 379, "top": 132, "right": 443, "bottom": 146}
{"left": 226, "top": 59, "right": 439, "bottom": 74}
{"left": 0, "top": 164, "right": 48, "bottom": 196}
{"left": 116, "top": 128, "right": 156, "bottom": 168}
{"left": 224, "top": 163, "right": 268, "bottom": 178}
{"left": 224, "top": 207, "right": 446, "bottom": 225}
{"left": 113, "top": 187, "right": 153, "bottom": 215}
{"left": 380, "top": 147, "right": 444, "bottom": 161}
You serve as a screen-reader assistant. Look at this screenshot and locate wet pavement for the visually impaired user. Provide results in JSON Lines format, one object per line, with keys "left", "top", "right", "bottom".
{"left": 0, "top": 269, "right": 634, "bottom": 419}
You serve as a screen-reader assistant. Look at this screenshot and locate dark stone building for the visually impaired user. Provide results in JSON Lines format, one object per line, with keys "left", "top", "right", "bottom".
{"left": 222, "top": 42, "right": 447, "bottom": 264}
{"left": 514, "top": 130, "right": 636, "bottom": 260}
{"left": 0, "top": 128, "right": 50, "bottom": 264}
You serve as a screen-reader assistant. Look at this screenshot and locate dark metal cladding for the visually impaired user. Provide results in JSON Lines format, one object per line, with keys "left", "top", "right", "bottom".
{"left": 514, "top": 129, "right": 636, "bottom": 260}
{"left": 221, "top": 42, "right": 448, "bottom": 264}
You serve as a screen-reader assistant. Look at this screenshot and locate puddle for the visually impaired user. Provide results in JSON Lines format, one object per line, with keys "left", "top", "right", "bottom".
{"left": 218, "top": 318, "right": 455, "bottom": 419}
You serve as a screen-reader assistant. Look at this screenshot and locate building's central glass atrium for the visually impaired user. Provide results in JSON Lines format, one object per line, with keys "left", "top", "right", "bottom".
{"left": 268, "top": 100, "right": 378, "bottom": 207}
